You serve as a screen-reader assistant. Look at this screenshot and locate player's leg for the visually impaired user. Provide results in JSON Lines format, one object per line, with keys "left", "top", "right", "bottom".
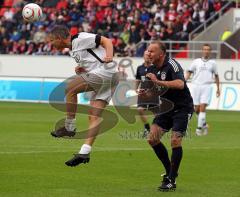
{"left": 51, "top": 75, "right": 93, "bottom": 137}
{"left": 83, "top": 73, "right": 119, "bottom": 144}
{"left": 169, "top": 132, "right": 183, "bottom": 180}
{"left": 198, "top": 85, "right": 211, "bottom": 135}
{"left": 158, "top": 131, "right": 182, "bottom": 191}
{"left": 191, "top": 84, "right": 202, "bottom": 135}
{"left": 138, "top": 107, "right": 148, "bottom": 125}
{"left": 137, "top": 106, "right": 150, "bottom": 138}
{"left": 65, "top": 74, "right": 118, "bottom": 166}
{"left": 194, "top": 105, "right": 200, "bottom": 115}
{"left": 148, "top": 124, "right": 170, "bottom": 174}
{"left": 65, "top": 100, "right": 107, "bottom": 167}
{"left": 159, "top": 110, "right": 192, "bottom": 191}
{"left": 199, "top": 103, "right": 208, "bottom": 135}
{"left": 84, "top": 100, "right": 107, "bottom": 146}
{"left": 195, "top": 105, "right": 203, "bottom": 136}
{"left": 65, "top": 76, "right": 92, "bottom": 119}
{"left": 148, "top": 114, "right": 172, "bottom": 188}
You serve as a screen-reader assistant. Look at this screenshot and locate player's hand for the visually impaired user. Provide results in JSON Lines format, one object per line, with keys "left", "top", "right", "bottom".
{"left": 136, "top": 89, "right": 147, "bottom": 95}
{"left": 146, "top": 73, "right": 158, "bottom": 82}
{"left": 216, "top": 89, "right": 220, "bottom": 97}
{"left": 103, "top": 56, "right": 113, "bottom": 63}
{"left": 75, "top": 66, "right": 86, "bottom": 74}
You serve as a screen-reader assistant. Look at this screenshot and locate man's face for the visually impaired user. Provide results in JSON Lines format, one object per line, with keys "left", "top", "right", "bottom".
{"left": 146, "top": 43, "right": 163, "bottom": 64}
{"left": 49, "top": 35, "right": 70, "bottom": 50}
{"left": 143, "top": 51, "right": 151, "bottom": 65}
{"left": 202, "top": 45, "right": 211, "bottom": 59}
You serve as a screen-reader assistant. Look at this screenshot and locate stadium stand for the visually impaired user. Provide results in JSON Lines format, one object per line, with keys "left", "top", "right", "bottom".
{"left": 0, "top": 0, "right": 236, "bottom": 57}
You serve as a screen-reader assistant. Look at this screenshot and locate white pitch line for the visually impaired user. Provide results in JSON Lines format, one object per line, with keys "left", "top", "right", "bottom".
{"left": 0, "top": 146, "right": 239, "bottom": 154}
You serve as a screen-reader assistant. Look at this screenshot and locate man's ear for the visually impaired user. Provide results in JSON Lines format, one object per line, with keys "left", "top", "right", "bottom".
{"left": 159, "top": 51, "right": 164, "bottom": 58}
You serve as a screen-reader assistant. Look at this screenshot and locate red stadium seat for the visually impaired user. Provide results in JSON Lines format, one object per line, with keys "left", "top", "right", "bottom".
{"left": 0, "top": 8, "right": 7, "bottom": 16}
{"left": 3, "top": 0, "right": 13, "bottom": 7}
{"left": 0, "top": 0, "right": 235, "bottom": 57}
{"left": 231, "top": 50, "right": 240, "bottom": 59}
{"left": 56, "top": 0, "right": 68, "bottom": 10}
{"left": 175, "top": 46, "right": 188, "bottom": 58}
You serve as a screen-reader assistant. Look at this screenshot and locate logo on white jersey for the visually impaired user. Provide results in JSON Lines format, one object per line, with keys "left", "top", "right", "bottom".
{"left": 72, "top": 53, "right": 80, "bottom": 63}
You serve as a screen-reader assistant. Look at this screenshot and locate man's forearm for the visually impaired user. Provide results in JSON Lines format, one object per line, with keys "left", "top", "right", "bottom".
{"left": 215, "top": 75, "right": 220, "bottom": 90}
{"left": 135, "top": 80, "right": 140, "bottom": 90}
{"left": 154, "top": 79, "right": 184, "bottom": 90}
{"left": 100, "top": 37, "right": 113, "bottom": 58}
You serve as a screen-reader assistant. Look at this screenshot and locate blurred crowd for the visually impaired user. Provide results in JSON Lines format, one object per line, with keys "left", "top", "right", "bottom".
{"left": 0, "top": 0, "right": 231, "bottom": 56}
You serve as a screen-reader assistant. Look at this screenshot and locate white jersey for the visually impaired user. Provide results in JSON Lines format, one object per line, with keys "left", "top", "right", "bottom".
{"left": 188, "top": 58, "right": 218, "bottom": 85}
{"left": 69, "top": 32, "right": 117, "bottom": 78}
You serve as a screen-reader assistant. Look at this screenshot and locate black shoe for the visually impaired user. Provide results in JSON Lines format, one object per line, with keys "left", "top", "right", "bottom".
{"left": 142, "top": 128, "right": 150, "bottom": 138}
{"left": 161, "top": 174, "right": 169, "bottom": 184}
{"left": 158, "top": 177, "right": 176, "bottom": 192}
{"left": 51, "top": 127, "right": 76, "bottom": 138}
{"left": 65, "top": 154, "right": 90, "bottom": 167}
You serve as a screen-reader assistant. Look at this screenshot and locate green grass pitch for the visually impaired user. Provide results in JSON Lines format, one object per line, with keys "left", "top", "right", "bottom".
{"left": 0, "top": 102, "right": 239, "bottom": 197}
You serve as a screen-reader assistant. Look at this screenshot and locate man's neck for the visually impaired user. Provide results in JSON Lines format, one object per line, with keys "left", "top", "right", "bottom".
{"left": 202, "top": 57, "right": 210, "bottom": 61}
{"left": 144, "top": 62, "right": 151, "bottom": 67}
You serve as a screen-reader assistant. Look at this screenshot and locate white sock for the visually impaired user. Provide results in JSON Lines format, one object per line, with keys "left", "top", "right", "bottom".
{"left": 79, "top": 144, "right": 92, "bottom": 154}
{"left": 198, "top": 112, "right": 206, "bottom": 128}
{"left": 65, "top": 118, "right": 76, "bottom": 131}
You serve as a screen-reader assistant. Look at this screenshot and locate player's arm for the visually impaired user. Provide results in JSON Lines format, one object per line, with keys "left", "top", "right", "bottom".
{"left": 185, "top": 61, "right": 196, "bottom": 81}
{"left": 155, "top": 79, "right": 184, "bottom": 90}
{"left": 72, "top": 33, "right": 113, "bottom": 62}
{"left": 100, "top": 36, "right": 113, "bottom": 63}
{"left": 135, "top": 80, "right": 141, "bottom": 91}
{"left": 75, "top": 65, "right": 86, "bottom": 74}
{"left": 213, "top": 61, "right": 220, "bottom": 97}
{"left": 135, "top": 67, "right": 144, "bottom": 94}
{"left": 146, "top": 73, "right": 184, "bottom": 90}
{"left": 215, "top": 74, "right": 220, "bottom": 97}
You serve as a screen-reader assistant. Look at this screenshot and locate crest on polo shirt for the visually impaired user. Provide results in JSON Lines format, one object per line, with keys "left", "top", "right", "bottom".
{"left": 161, "top": 72, "right": 166, "bottom": 80}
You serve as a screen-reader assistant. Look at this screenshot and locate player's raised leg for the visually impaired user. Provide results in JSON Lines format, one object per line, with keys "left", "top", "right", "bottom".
{"left": 51, "top": 75, "right": 93, "bottom": 137}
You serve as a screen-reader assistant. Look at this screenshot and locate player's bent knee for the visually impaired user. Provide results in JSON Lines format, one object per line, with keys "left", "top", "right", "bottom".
{"left": 147, "top": 139, "right": 159, "bottom": 146}
{"left": 65, "top": 86, "right": 77, "bottom": 96}
{"left": 194, "top": 107, "right": 200, "bottom": 114}
{"left": 137, "top": 108, "right": 145, "bottom": 113}
{"left": 171, "top": 137, "right": 182, "bottom": 147}
{"left": 89, "top": 115, "right": 101, "bottom": 122}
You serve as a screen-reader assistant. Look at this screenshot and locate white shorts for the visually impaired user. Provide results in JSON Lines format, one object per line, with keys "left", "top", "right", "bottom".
{"left": 81, "top": 72, "right": 119, "bottom": 103}
{"left": 190, "top": 84, "right": 211, "bottom": 106}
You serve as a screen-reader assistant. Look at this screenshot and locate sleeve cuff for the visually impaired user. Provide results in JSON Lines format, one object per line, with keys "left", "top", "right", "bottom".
{"left": 95, "top": 34, "right": 101, "bottom": 48}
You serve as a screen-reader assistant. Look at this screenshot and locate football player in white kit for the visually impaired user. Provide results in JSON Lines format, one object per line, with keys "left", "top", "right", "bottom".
{"left": 185, "top": 44, "right": 220, "bottom": 136}
{"left": 49, "top": 25, "right": 118, "bottom": 166}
